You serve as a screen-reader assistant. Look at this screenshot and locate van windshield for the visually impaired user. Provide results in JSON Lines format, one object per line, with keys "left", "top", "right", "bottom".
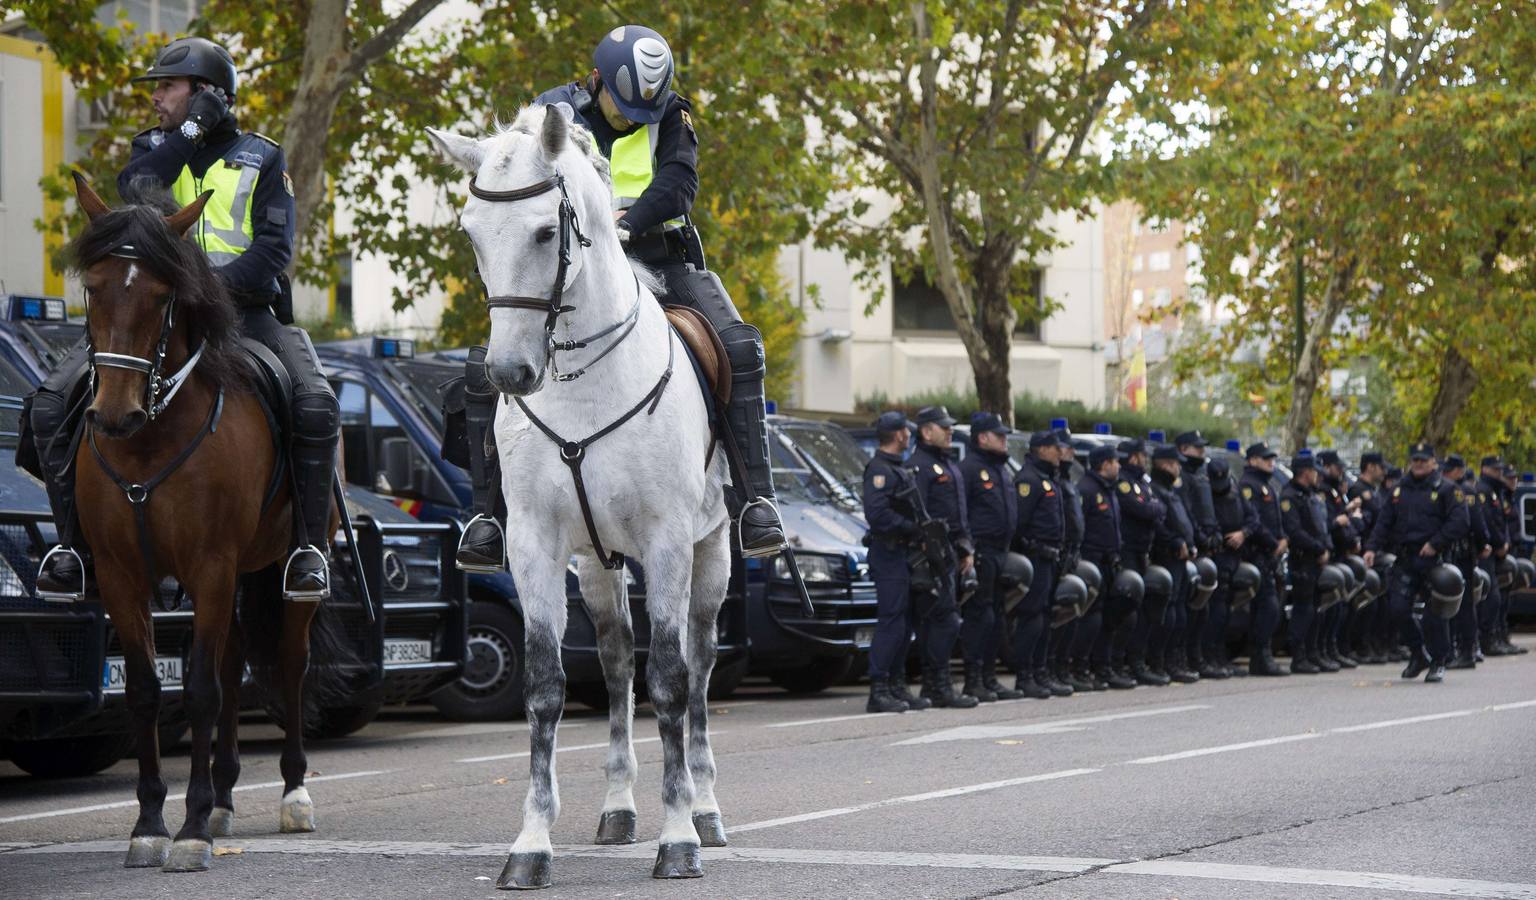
{"left": 777, "top": 422, "right": 868, "bottom": 503}
{"left": 386, "top": 359, "right": 458, "bottom": 435}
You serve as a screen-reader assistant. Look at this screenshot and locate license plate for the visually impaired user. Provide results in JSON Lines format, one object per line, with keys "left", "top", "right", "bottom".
{"left": 383, "top": 638, "right": 433, "bottom": 665}
{"left": 103, "top": 655, "right": 183, "bottom": 691}
{"left": 854, "top": 626, "right": 875, "bottom": 647}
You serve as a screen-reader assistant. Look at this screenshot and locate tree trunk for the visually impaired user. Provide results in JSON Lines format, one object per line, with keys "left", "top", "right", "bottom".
{"left": 1421, "top": 345, "right": 1477, "bottom": 449}
{"left": 971, "top": 243, "right": 1018, "bottom": 422}
{"left": 1281, "top": 256, "right": 1358, "bottom": 453}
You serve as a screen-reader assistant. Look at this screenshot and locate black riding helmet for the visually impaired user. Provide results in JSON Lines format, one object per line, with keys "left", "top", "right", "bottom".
{"left": 133, "top": 37, "right": 238, "bottom": 99}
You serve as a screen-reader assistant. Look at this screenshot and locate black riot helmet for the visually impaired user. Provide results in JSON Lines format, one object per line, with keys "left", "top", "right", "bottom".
{"left": 1143, "top": 564, "right": 1173, "bottom": 600}
{"left": 1343, "top": 555, "right": 1368, "bottom": 595}
{"left": 1355, "top": 568, "right": 1384, "bottom": 610}
{"left": 998, "top": 552, "right": 1035, "bottom": 614}
{"left": 1189, "top": 557, "right": 1218, "bottom": 610}
{"left": 1427, "top": 564, "right": 1465, "bottom": 619}
{"left": 133, "top": 37, "right": 238, "bottom": 99}
{"left": 1111, "top": 568, "right": 1145, "bottom": 606}
{"left": 1074, "top": 560, "right": 1103, "bottom": 604}
{"left": 1496, "top": 556, "right": 1518, "bottom": 590}
{"left": 1316, "top": 564, "right": 1347, "bottom": 610}
{"left": 1471, "top": 565, "right": 1491, "bottom": 606}
{"left": 1052, "top": 574, "right": 1088, "bottom": 627}
{"left": 1230, "top": 562, "right": 1262, "bottom": 609}
{"left": 1517, "top": 557, "right": 1536, "bottom": 589}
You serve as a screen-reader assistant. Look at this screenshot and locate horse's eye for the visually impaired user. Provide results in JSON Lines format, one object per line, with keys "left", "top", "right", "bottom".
{"left": 535, "top": 225, "right": 558, "bottom": 244}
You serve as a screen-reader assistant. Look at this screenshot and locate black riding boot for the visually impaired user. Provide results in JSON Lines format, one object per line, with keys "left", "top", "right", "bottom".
{"left": 721, "top": 377, "right": 785, "bottom": 559}
{"left": 983, "top": 661, "right": 1025, "bottom": 700}
{"left": 892, "top": 667, "right": 930, "bottom": 710}
{"left": 867, "top": 679, "right": 908, "bottom": 714}
{"left": 921, "top": 666, "right": 979, "bottom": 708}
{"left": 35, "top": 473, "right": 88, "bottom": 602}
{"left": 285, "top": 436, "right": 336, "bottom": 601}
{"left": 963, "top": 662, "right": 996, "bottom": 702}
{"left": 455, "top": 347, "right": 506, "bottom": 573}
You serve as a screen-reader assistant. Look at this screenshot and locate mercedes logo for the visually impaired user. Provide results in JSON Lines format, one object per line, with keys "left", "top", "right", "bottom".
{"left": 382, "top": 550, "right": 410, "bottom": 592}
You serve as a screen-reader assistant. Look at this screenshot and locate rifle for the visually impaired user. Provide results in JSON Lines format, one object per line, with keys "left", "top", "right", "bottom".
{"left": 894, "top": 478, "right": 957, "bottom": 595}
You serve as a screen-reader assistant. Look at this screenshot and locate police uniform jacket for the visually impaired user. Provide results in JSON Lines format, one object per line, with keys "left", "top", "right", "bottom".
{"left": 959, "top": 446, "right": 1015, "bottom": 552}
{"left": 1211, "top": 473, "right": 1263, "bottom": 559}
{"left": 1180, "top": 456, "right": 1220, "bottom": 552}
{"left": 1346, "top": 478, "right": 1384, "bottom": 547}
{"left": 1240, "top": 466, "right": 1285, "bottom": 556}
{"left": 1059, "top": 462, "right": 1086, "bottom": 554}
{"left": 1014, "top": 456, "right": 1065, "bottom": 554}
{"left": 910, "top": 441, "right": 973, "bottom": 556}
{"left": 1477, "top": 475, "right": 1510, "bottom": 550}
{"left": 1078, "top": 470, "right": 1123, "bottom": 562}
{"left": 1321, "top": 475, "right": 1360, "bottom": 555}
{"left": 862, "top": 450, "right": 921, "bottom": 546}
{"left": 1458, "top": 476, "right": 1488, "bottom": 557}
{"left": 535, "top": 81, "right": 698, "bottom": 238}
{"left": 1149, "top": 468, "right": 1195, "bottom": 561}
{"left": 120, "top": 123, "right": 293, "bottom": 298}
{"left": 1366, "top": 472, "right": 1470, "bottom": 555}
{"left": 1118, "top": 463, "right": 1166, "bottom": 557}
{"left": 1280, "top": 480, "right": 1330, "bottom": 562}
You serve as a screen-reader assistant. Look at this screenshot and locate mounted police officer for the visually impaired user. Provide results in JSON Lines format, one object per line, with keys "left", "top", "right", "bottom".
{"left": 1115, "top": 439, "right": 1166, "bottom": 685}
{"left": 1348, "top": 451, "right": 1391, "bottom": 663}
{"left": 1476, "top": 456, "right": 1514, "bottom": 658}
{"left": 455, "top": 24, "right": 787, "bottom": 573}
{"left": 1176, "top": 431, "right": 1220, "bottom": 676}
{"left": 958, "top": 412, "right": 1024, "bottom": 701}
{"left": 1079, "top": 444, "right": 1133, "bottom": 689}
{"left": 1239, "top": 443, "right": 1288, "bottom": 675}
{"left": 1013, "top": 430, "right": 1069, "bottom": 698}
{"left": 1317, "top": 450, "right": 1361, "bottom": 670}
{"left": 30, "top": 36, "right": 338, "bottom": 602}
{"left": 861, "top": 411, "right": 923, "bottom": 713}
{"left": 905, "top": 406, "right": 977, "bottom": 708}
{"left": 1141, "top": 444, "right": 1196, "bottom": 683}
{"left": 1365, "top": 443, "right": 1470, "bottom": 683}
{"left": 1281, "top": 454, "right": 1332, "bottom": 674}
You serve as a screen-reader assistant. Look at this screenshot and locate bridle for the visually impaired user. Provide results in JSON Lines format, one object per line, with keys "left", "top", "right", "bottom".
{"left": 470, "top": 171, "right": 640, "bottom": 382}
{"left": 87, "top": 244, "right": 206, "bottom": 421}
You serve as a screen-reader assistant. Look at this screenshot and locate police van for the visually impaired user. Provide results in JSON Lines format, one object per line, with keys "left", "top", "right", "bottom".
{"left": 0, "top": 298, "right": 466, "bottom": 776}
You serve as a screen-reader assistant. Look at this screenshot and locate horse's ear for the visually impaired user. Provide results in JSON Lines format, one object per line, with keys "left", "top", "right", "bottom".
{"left": 165, "top": 190, "right": 213, "bottom": 237}
{"left": 72, "top": 170, "right": 111, "bottom": 222}
{"left": 540, "top": 104, "right": 568, "bottom": 160}
{"left": 426, "top": 127, "right": 485, "bottom": 173}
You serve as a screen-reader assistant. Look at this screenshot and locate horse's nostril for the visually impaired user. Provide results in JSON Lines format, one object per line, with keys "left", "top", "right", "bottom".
{"left": 122, "top": 410, "right": 148, "bottom": 434}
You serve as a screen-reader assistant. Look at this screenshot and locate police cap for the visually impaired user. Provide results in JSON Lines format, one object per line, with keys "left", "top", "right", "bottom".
{"left": 970, "top": 411, "right": 1012, "bottom": 435}
{"left": 1442, "top": 454, "right": 1466, "bottom": 472}
{"left": 1088, "top": 445, "right": 1122, "bottom": 469}
{"left": 1317, "top": 450, "right": 1343, "bottom": 467}
{"left": 914, "top": 406, "right": 957, "bottom": 428}
{"left": 1481, "top": 455, "right": 1503, "bottom": 469}
{"left": 1118, "top": 439, "right": 1146, "bottom": 457}
{"left": 1290, "top": 454, "right": 1318, "bottom": 472}
{"left": 1246, "top": 442, "right": 1278, "bottom": 460}
{"left": 1030, "top": 430, "right": 1064, "bottom": 449}
{"left": 1360, "top": 451, "right": 1386, "bottom": 468}
{"left": 1174, "top": 430, "right": 1208, "bottom": 448}
{"left": 1151, "top": 445, "right": 1182, "bottom": 462}
{"left": 1409, "top": 442, "right": 1435, "bottom": 461}
{"left": 872, "top": 410, "right": 913, "bottom": 432}
{"left": 1207, "top": 458, "right": 1230, "bottom": 480}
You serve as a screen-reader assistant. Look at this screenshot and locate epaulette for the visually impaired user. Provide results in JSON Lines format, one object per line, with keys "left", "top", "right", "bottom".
{"left": 246, "top": 131, "right": 281, "bottom": 149}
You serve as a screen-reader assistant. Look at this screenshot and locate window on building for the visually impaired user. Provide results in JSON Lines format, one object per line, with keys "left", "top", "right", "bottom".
{"left": 1152, "top": 287, "right": 1172, "bottom": 307}
{"left": 1132, "top": 255, "right": 1143, "bottom": 272}
{"left": 1145, "top": 217, "right": 1169, "bottom": 234}
{"left": 95, "top": 0, "right": 199, "bottom": 33}
{"left": 892, "top": 268, "right": 1042, "bottom": 339}
{"left": 1131, "top": 289, "right": 1145, "bottom": 308}
{"left": 1148, "top": 251, "right": 1172, "bottom": 272}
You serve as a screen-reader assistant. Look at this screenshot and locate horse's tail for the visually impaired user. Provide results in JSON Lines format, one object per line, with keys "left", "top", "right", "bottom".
{"left": 238, "top": 565, "right": 362, "bottom": 717}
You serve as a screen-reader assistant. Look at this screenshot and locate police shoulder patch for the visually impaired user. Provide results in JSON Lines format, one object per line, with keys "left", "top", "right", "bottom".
{"left": 1042, "top": 480, "right": 1053, "bottom": 492}
{"left": 1393, "top": 487, "right": 1401, "bottom": 497}
{"left": 1281, "top": 499, "right": 1292, "bottom": 511}
{"left": 933, "top": 463, "right": 944, "bottom": 475}
{"left": 980, "top": 469, "right": 991, "bottom": 482}
{"left": 1431, "top": 492, "right": 1439, "bottom": 502}
{"left": 1096, "top": 493, "right": 1104, "bottom": 505}
{"left": 872, "top": 474, "right": 886, "bottom": 489}
{"left": 1242, "top": 486, "right": 1253, "bottom": 500}
{"left": 1019, "top": 483, "right": 1031, "bottom": 497}
{"left": 1118, "top": 481, "right": 1131, "bottom": 494}
{"left": 282, "top": 172, "right": 294, "bottom": 196}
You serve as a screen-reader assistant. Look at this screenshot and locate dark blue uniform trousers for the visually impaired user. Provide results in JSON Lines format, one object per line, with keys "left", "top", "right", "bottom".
{"left": 866, "top": 541, "right": 912, "bottom": 681}
{"left": 912, "top": 569, "right": 962, "bottom": 673}
{"left": 1388, "top": 557, "right": 1452, "bottom": 664}
{"left": 962, "top": 549, "right": 1004, "bottom": 664}
{"left": 1451, "top": 555, "right": 1478, "bottom": 656}
{"left": 1012, "top": 556, "right": 1055, "bottom": 676}
{"left": 1288, "top": 561, "right": 1319, "bottom": 659}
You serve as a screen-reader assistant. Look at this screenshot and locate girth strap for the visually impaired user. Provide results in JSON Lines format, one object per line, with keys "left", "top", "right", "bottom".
{"left": 88, "top": 389, "right": 225, "bottom": 608}
{"left": 513, "top": 331, "right": 676, "bottom": 570}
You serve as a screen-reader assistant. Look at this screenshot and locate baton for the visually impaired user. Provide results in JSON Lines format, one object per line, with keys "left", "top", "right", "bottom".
{"left": 777, "top": 544, "right": 816, "bottom": 618}
{"left": 333, "top": 475, "right": 377, "bottom": 625}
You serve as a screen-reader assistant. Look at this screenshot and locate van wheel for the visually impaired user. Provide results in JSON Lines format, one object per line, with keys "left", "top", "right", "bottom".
{"left": 4, "top": 733, "right": 135, "bottom": 778}
{"left": 770, "top": 656, "right": 853, "bottom": 694}
{"left": 431, "top": 602, "right": 526, "bottom": 721}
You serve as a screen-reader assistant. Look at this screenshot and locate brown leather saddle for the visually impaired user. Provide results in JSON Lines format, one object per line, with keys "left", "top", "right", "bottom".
{"left": 663, "top": 305, "right": 731, "bottom": 407}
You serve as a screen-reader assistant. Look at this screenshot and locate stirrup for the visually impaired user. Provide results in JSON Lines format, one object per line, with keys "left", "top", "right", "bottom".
{"left": 736, "top": 497, "right": 787, "bottom": 560}
{"left": 36, "top": 545, "right": 85, "bottom": 604}
{"left": 455, "top": 514, "right": 507, "bottom": 574}
{"left": 283, "top": 545, "right": 330, "bottom": 602}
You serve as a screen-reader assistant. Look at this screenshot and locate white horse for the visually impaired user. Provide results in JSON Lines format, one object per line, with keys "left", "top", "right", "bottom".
{"left": 427, "top": 105, "right": 731, "bottom": 889}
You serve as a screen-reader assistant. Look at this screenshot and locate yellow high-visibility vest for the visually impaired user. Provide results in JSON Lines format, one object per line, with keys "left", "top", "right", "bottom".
{"left": 609, "top": 124, "right": 683, "bottom": 229}
{"left": 170, "top": 133, "right": 274, "bottom": 266}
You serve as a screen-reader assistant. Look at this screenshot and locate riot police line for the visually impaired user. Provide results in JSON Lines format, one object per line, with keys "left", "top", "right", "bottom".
{"left": 859, "top": 409, "right": 1531, "bottom": 714}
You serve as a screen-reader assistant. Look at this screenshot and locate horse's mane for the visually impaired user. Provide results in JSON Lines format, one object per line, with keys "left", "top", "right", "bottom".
{"left": 486, "top": 105, "right": 665, "bottom": 296}
{"left": 66, "top": 177, "right": 248, "bottom": 392}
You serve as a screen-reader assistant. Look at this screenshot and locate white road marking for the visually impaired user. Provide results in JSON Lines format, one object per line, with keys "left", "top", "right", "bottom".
{"left": 15, "top": 840, "right": 1536, "bottom": 896}
{"left": 0, "top": 770, "right": 389, "bottom": 825}
{"left": 1488, "top": 699, "right": 1536, "bottom": 712}
{"left": 1105, "top": 860, "right": 1536, "bottom": 899}
{"left": 1123, "top": 732, "right": 1321, "bottom": 765}
{"left": 1330, "top": 709, "right": 1480, "bottom": 733}
{"left": 728, "top": 768, "right": 1100, "bottom": 834}
{"left": 895, "top": 704, "right": 1210, "bottom": 745}
{"left": 766, "top": 711, "right": 899, "bottom": 728}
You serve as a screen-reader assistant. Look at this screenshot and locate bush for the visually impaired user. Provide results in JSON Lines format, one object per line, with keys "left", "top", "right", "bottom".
{"left": 854, "top": 388, "right": 1239, "bottom": 443}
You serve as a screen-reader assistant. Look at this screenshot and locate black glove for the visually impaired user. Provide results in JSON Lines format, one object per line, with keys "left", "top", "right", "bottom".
{"left": 184, "top": 88, "right": 229, "bottom": 143}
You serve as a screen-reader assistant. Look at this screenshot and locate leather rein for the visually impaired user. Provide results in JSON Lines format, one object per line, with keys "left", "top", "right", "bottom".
{"left": 468, "top": 170, "right": 674, "bottom": 570}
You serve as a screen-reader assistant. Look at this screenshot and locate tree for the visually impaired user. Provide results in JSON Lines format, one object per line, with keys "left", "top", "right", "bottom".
{"left": 754, "top": 0, "right": 1175, "bottom": 422}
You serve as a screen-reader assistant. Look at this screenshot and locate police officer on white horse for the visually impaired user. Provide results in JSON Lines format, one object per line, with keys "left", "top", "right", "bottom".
{"left": 455, "top": 25, "right": 786, "bottom": 571}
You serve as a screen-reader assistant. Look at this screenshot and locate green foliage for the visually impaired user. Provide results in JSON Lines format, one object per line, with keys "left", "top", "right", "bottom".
{"left": 855, "top": 387, "right": 1237, "bottom": 443}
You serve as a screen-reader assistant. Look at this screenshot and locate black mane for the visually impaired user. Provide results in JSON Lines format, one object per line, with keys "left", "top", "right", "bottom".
{"left": 66, "top": 178, "right": 248, "bottom": 391}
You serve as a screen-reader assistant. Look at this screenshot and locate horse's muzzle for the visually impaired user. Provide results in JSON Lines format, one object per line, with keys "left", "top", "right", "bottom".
{"left": 85, "top": 406, "right": 148, "bottom": 439}
{"left": 486, "top": 360, "right": 544, "bottom": 397}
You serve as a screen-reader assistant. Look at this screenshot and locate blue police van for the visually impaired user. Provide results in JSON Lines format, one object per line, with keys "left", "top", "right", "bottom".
{"left": 0, "top": 298, "right": 466, "bottom": 776}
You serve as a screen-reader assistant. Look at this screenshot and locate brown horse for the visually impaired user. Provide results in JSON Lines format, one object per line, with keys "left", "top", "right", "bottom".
{"left": 68, "top": 172, "right": 335, "bottom": 872}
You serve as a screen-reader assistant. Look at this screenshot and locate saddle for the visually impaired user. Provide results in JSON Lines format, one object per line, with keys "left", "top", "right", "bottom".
{"left": 663, "top": 305, "right": 730, "bottom": 407}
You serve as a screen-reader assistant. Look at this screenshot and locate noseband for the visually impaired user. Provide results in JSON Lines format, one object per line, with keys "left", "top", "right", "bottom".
{"left": 470, "top": 172, "right": 640, "bottom": 382}
{"left": 88, "top": 244, "right": 206, "bottom": 420}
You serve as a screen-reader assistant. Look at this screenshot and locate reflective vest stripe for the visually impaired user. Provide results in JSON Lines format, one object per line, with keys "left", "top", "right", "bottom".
{"left": 609, "top": 123, "right": 682, "bottom": 228}
{"left": 170, "top": 147, "right": 260, "bottom": 262}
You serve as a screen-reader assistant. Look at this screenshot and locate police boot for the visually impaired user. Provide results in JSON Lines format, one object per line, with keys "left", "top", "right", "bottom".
{"left": 1387, "top": 644, "right": 1410, "bottom": 663}
{"left": 867, "top": 680, "right": 907, "bottom": 714}
{"left": 1034, "top": 666, "right": 1072, "bottom": 697}
{"left": 1198, "top": 658, "right": 1231, "bottom": 680}
{"left": 1130, "top": 662, "right": 1170, "bottom": 687}
{"left": 1332, "top": 640, "right": 1359, "bottom": 669}
{"left": 1424, "top": 663, "right": 1446, "bottom": 683}
{"left": 1060, "top": 660, "right": 1094, "bottom": 693}
{"left": 1311, "top": 649, "right": 1340, "bottom": 673}
{"left": 1097, "top": 665, "right": 1137, "bottom": 690}
{"left": 1250, "top": 648, "right": 1289, "bottom": 677}
{"left": 921, "top": 667, "right": 979, "bottom": 709}
{"left": 719, "top": 333, "right": 786, "bottom": 559}
{"left": 892, "top": 670, "right": 931, "bottom": 711}
{"left": 1168, "top": 649, "right": 1200, "bottom": 684}
{"left": 285, "top": 442, "right": 336, "bottom": 601}
{"left": 1290, "top": 651, "right": 1320, "bottom": 675}
{"left": 455, "top": 349, "right": 508, "bottom": 574}
{"left": 1447, "top": 649, "right": 1476, "bottom": 670}
{"left": 1075, "top": 662, "right": 1109, "bottom": 692}
{"left": 963, "top": 662, "right": 996, "bottom": 703}
{"left": 1400, "top": 649, "right": 1430, "bottom": 680}
{"left": 983, "top": 662, "right": 1024, "bottom": 700}
{"left": 1014, "top": 670, "right": 1052, "bottom": 700}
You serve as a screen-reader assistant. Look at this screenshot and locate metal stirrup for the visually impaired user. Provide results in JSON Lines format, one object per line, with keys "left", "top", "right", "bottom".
{"left": 455, "top": 514, "right": 506, "bottom": 574}
{"left": 282, "top": 544, "right": 330, "bottom": 602}
{"left": 737, "top": 496, "right": 787, "bottom": 559}
{"left": 36, "top": 546, "right": 86, "bottom": 603}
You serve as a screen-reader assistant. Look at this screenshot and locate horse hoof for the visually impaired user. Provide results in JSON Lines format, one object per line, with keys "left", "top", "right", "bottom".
{"left": 693, "top": 812, "right": 728, "bottom": 848}
{"left": 652, "top": 843, "right": 703, "bottom": 879}
{"left": 161, "top": 839, "right": 212, "bottom": 873}
{"left": 124, "top": 835, "right": 171, "bottom": 868}
{"left": 209, "top": 807, "right": 235, "bottom": 838}
{"left": 280, "top": 787, "right": 315, "bottom": 833}
{"left": 594, "top": 809, "right": 637, "bottom": 844}
{"left": 496, "top": 851, "right": 553, "bottom": 890}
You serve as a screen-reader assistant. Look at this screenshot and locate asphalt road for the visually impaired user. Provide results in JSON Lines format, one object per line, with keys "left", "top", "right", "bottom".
{"left": 3, "top": 642, "right": 1535, "bottom": 900}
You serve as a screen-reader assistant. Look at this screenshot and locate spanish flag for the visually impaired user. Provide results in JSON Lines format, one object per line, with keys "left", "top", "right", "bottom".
{"left": 1123, "top": 329, "right": 1147, "bottom": 412}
